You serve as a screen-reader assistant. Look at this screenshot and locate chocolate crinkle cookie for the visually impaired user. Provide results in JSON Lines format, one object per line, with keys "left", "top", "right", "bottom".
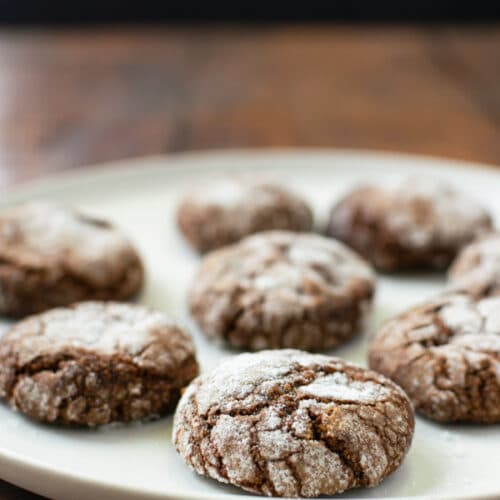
{"left": 0, "top": 201, "right": 144, "bottom": 317}
{"left": 369, "top": 293, "right": 500, "bottom": 423}
{"left": 188, "top": 231, "right": 376, "bottom": 351}
{"left": 327, "top": 179, "right": 492, "bottom": 272}
{"left": 177, "top": 177, "right": 313, "bottom": 253}
{"left": 0, "top": 302, "right": 198, "bottom": 426}
{"left": 173, "top": 349, "right": 414, "bottom": 498}
{"left": 448, "top": 232, "right": 500, "bottom": 299}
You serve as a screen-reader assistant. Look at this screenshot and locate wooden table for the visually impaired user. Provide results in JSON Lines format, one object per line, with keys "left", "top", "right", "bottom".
{"left": 0, "top": 24, "right": 499, "bottom": 498}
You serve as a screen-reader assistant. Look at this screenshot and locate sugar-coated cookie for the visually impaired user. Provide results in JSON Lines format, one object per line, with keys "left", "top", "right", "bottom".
{"left": 177, "top": 178, "right": 313, "bottom": 253}
{"left": 449, "top": 232, "right": 500, "bottom": 299}
{"left": 0, "top": 202, "right": 144, "bottom": 317}
{"left": 369, "top": 293, "right": 500, "bottom": 423}
{"left": 188, "top": 231, "right": 375, "bottom": 351}
{"left": 328, "top": 179, "right": 492, "bottom": 272}
{"left": 0, "top": 302, "right": 198, "bottom": 426}
{"left": 174, "top": 349, "right": 414, "bottom": 497}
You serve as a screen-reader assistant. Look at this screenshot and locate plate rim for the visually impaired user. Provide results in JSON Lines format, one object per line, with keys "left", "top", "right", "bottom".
{"left": 3, "top": 147, "right": 500, "bottom": 200}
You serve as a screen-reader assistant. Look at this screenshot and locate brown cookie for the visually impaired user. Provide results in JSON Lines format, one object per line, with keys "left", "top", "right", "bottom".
{"left": 173, "top": 349, "right": 414, "bottom": 498}
{"left": 448, "top": 232, "right": 500, "bottom": 299}
{"left": 327, "top": 179, "right": 492, "bottom": 272}
{"left": 369, "top": 293, "right": 500, "bottom": 423}
{"left": 0, "top": 201, "right": 144, "bottom": 317}
{"left": 188, "top": 231, "right": 376, "bottom": 351}
{"left": 177, "top": 178, "right": 313, "bottom": 253}
{"left": 0, "top": 302, "right": 198, "bottom": 426}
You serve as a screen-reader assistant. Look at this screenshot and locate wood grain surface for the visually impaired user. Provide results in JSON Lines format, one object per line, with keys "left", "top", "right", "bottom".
{"left": 1, "top": 25, "right": 500, "bottom": 189}
{"left": 0, "top": 23, "right": 499, "bottom": 499}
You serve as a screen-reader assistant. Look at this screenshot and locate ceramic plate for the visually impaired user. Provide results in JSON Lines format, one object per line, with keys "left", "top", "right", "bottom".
{"left": 0, "top": 150, "right": 499, "bottom": 500}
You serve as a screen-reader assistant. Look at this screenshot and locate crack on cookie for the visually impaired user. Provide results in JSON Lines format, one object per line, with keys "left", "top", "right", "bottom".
{"left": 0, "top": 256, "right": 143, "bottom": 317}
{"left": 0, "top": 307, "right": 198, "bottom": 426}
{"left": 328, "top": 183, "right": 492, "bottom": 272}
{"left": 370, "top": 294, "right": 500, "bottom": 422}
{"left": 175, "top": 354, "right": 413, "bottom": 497}
{"left": 188, "top": 232, "right": 375, "bottom": 351}
{"left": 177, "top": 182, "right": 313, "bottom": 253}
{"left": 250, "top": 417, "right": 279, "bottom": 496}
{"left": 4, "top": 351, "right": 192, "bottom": 425}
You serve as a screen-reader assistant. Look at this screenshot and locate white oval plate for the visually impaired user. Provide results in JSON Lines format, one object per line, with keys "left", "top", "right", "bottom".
{"left": 0, "top": 150, "right": 499, "bottom": 500}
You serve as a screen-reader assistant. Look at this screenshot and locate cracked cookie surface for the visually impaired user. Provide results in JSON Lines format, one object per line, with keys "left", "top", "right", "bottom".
{"left": 173, "top": 349, "right": 414, "bottom": 497}
{"left": 0, "top": 302, "right": 198, "bottom": 426}
{"left": 0, "top": 201, "right": 144, "bottom": 317}
{"left": 177, "top": 178, "right": 313, "bottom": 253}
{"left": 449, "top": 232, "right": 500, "bottom": 299}
{"left": 369, "top": 293, "right": 500, "bottom": 422}
{"left": 188, "top": 231, "right": 375, "bottom": 351}
{"left": 327, "top": 179, "right": 492, "bottom": 272}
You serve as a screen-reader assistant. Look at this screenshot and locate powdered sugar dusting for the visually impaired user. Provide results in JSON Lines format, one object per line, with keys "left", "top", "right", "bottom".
{"left": 439, "top": 296, "right": 483, "bottom": 335}
{"left": 1, "top": 202, "right": 129, "bottom": 259}
{"left": 6, "top": 302, "right": 191, "bottom": 363}
{"left": 449, "top": 232, "right": 500, "bottom": 297}
{"left": 285, "top": 232, "right": 375, "bottom": 281}
{"left": 193, "top": 350, "right": 392, "bottom": 415}
{"left": 43, "top": 302, "right": 175, "bottom": 353}
{"left": 478, "top": 297, "right": 500, "bottom": 334}
{"left": 387, "top": 178, "right": 490, "bottom": 248}
{"left": 469, "top": 233, "right": 500, "bottom": 263}
{"left": 211, "top": 415, "right": 258, "bottom": 483}
{"left": 439, "top": 294, "right": 500, "bottom": 337}
{"left": 371, "top": 292, "right": 500, "bottom": 422}
{"left": 253, "top": 264, "right": 304, "bottom": 290}
{"left": 298, "top": 372, "right": 390, "bottom": 403}
{"left": 186, "top": 177, "right": 296, "bottom": 209}
{"left": 189, "top": 231, "right": 376, "bottom": 351}
{"left": 194, "top": 350, "right": 298, "bottom": 414}
{"left": 173, "top": 349, "right": 414, "bottom": 496}
{"left": 178, "top": 177, "right": 314, "bottom": 253}
{"left": 191, "top": 178, "right": 250, "bottom": 207}
{"left": 0, "top": 201, "right": 139, "bottom": 286}
{"left": 0, "top": 303, "right": 198, "bottom": 426}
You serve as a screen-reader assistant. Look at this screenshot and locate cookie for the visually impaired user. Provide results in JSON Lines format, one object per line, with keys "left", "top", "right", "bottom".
{"left": 0, "top": 302, "right": 198, "bottom": 426}
{"left": 448, "top": 232, "right": 500, "bottom": 299}
{"left": 173, "top": 349, "right": 414, "bottom": 498}
{"left": 369, "top": 293, "right": 500, "bottom": 423}
{"left": 0, "top": 201, "right": 144, "bottom": 317}
{"left": 188, "top": 231, "right": 375, "bottom": 351}
{"left": 177, "top": 178, "right": 313, "bottom": 253}
{"left": 327, "top": 179, "right": 492, "bottom": 272}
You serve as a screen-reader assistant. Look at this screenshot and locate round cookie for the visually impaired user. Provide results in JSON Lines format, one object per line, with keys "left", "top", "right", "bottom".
{"left": 369, "top": 293, "right": 500, "bottom": 423}
{"left": 188, "top": 231, "right": 376, "bottom": 351}
{"left": 448, "top": 232, "right": 500, "bottom": 299}
{"left": 0, "top": 201, "right": 144, "bottom": 317}
{"left": 0, "top": 302, "right": 198, "bottom": 426}
{"left": 177, "top": 178, "right": 313, "bottom": 253}
{"left": 173, "top": 349, "right": 414, "bottom": 498}
{"left": 327, "top": 179, "right": 492, "bottom": 272}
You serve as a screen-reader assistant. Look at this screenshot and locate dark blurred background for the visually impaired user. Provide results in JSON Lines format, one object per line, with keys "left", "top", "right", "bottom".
{"left": 0, "top": 4, "right": 499, "bottom": 185}
{"left": 1, "top": 2, "right": 500, "bottom": 24}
